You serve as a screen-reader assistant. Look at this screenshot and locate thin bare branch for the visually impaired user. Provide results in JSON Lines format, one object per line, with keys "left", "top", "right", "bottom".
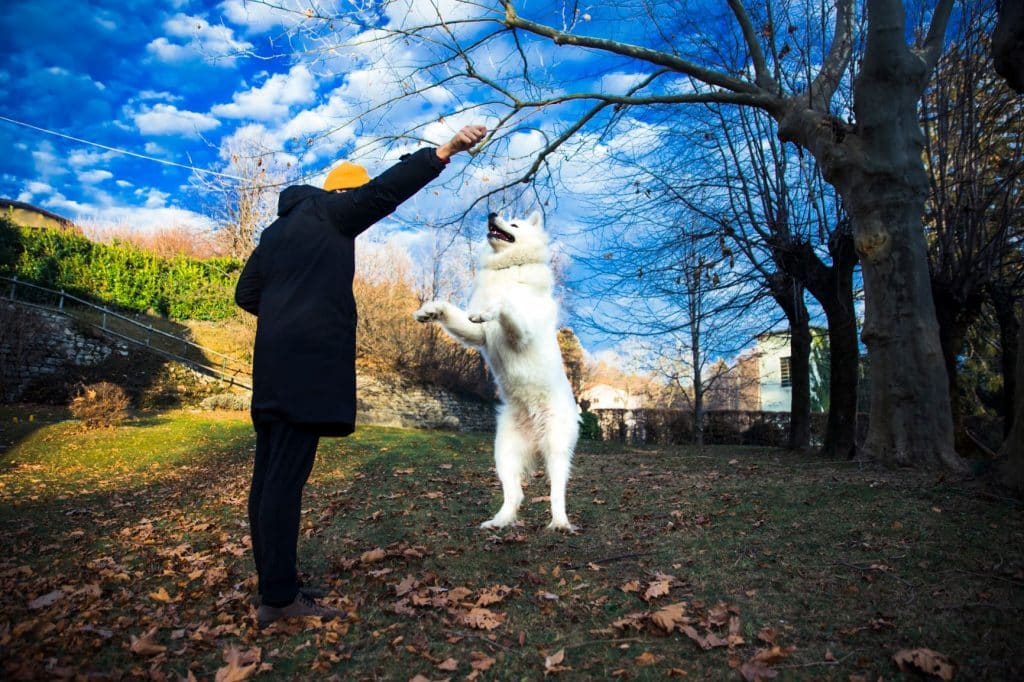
{"left": 809, "top": 0, "right": 854, "bottom": 110}
{"left": 727, "top": 0, "right": 776, "bottom": 91}
{"left": 501, "top": 0, "right": 762, "bottom": 95}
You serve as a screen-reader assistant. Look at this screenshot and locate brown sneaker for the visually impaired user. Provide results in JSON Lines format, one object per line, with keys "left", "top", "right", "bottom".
{"left": 256, "top": 592, "right": 345, "bottom": 628}
{"left": 253, "top": 585, "right": 327, "bottom": 608}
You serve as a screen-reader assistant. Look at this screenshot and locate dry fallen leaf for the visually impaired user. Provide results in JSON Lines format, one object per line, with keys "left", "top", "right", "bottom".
{"left": 651, "top": 603, "right": 687, "bottom": 632}
{"left": 893, "top": 648, "right": 957, "bottom": 681}
{"left": 740, "top": 659, "right": 779, "bottom": 682}
{"left": 215, "top": 646, "right": 261, "bottom": 682}
{"left": 544, "top": 648, "right": 571, "bottom": 674}
{"left": 148, "top": 587, "right": 172, "bottom": 603}
{"left": 27, "top": 590, "right": 63, "bottom": 610}
{"left": 361, "top": 548, "right": 387, "bottom": 563}
{"left": 462, "top": 607, "right": 505, "bottom": 631}
{"left": 435, "top": 658, "right": 458, "bottom": 672}
{"left": 470, "top": 652, "right": 496, "bottom": 671}
{"left": 643, "top": 578, "right": 671, "bottom": 602}
{"left": 129, "top": 628, "right": 167, "bottom": 657}
{"left": 634, "top": 651, "right": 658, "bottom": 666}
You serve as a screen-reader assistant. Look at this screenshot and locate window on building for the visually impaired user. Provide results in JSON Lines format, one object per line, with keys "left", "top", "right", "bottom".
{"left": 780, "top": 357, "right": 792, "bottom": 387}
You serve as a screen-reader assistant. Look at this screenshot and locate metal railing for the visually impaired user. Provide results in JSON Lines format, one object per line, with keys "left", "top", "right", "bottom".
{"left": 2, "top": 275, "right": 251, "bottom": 389}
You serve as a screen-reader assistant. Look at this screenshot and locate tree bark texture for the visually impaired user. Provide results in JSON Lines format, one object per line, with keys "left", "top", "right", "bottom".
{"left": 999, "top": 321, "right": 1024, "bottom": 492}
{"left": 782, "top": 0, "right": 965, "bottom": 472}
{"left": 778, "top": 229, "right": 859, "bottom": 458}
{"left": 991, "top": 286, "right": 1021, "bottom": 436}
{"left": 992, "top": 0, "right": 1024, "bottom": 93}
{"left": 769, "top": 274, "right": 811, "bottom": 450}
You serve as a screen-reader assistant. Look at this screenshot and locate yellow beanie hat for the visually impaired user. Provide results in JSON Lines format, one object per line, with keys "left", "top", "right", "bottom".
{"left": 323, "top": 162, "right": 371, "bottom": 191}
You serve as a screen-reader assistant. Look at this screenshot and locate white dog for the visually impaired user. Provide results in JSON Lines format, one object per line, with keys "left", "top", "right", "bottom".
{"left": 413, "top": 211, "right": 579, "bottom": 531}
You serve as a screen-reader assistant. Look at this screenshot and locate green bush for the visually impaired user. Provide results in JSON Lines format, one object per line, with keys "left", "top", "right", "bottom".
{"left": 0, "top": 218, "right": 241, "bottom": 320}
{"left": 579, "top": 410, "right": 601, "bottom": 440}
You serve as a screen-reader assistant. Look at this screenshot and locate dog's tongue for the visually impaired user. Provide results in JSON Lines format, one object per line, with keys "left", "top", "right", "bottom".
{"left": 488, "top": 227, "right": 515, "bottom": 242}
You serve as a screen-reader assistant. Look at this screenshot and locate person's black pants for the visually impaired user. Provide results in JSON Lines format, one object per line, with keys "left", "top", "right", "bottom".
{"left": 248, "top": 418, "right": 319, "bottom": 607}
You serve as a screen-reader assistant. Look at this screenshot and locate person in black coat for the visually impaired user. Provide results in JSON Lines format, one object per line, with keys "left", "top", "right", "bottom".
{"left": 235, "top": 124, "right": 487, "bottom": 627}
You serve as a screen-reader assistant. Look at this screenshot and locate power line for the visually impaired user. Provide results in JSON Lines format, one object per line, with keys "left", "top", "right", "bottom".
{"left": 0, "top": 113, "right": 244, "bottom": 181}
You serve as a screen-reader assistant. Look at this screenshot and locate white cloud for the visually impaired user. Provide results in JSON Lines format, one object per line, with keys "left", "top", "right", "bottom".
{"left": 211, "top": 65, "right": 317, "bottom": 121}
{"left": 141, "top": 188, "right": 170, "bottom": 208}
{"left": 138, "top": 90, "right": 182, "bottom": 102}
{"left": 144, "top": 142, "right": 169, "bottom": 156}
{"left": 147, "top": 14, "right": 253, "bottom": 66}
{"left": 599, "top": 72, "right": 652, "bottom": 94}
{"left": 79, "top": 170, "right": 114, "bottom": 184}
{"left": 132, "top": 103, "right": 221, "bottom": 138}
{"left": 116, "top": 180, "right": 133, "bottom": 188}
{"left": 220, "top": 0, "right": 296, "bottom": 33}
{"left": 68, "top": 149, "right": 117, "bottom": 169}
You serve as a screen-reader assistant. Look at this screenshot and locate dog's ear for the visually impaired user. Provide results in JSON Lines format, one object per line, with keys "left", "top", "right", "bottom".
{"left": 527, "top": 211, "right": 543, "bottom": 228}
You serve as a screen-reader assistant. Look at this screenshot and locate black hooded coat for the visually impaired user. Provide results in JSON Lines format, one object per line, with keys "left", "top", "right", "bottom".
{"left": 234, "top": 147, "right": 446, "bottom": 436}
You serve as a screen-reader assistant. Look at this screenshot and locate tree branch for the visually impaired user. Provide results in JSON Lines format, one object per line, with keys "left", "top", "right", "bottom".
{"left": 501, "top": 0, "right": 761, "bottom": 95}
{"left": 920, "top": 0, "right": 956, "bottom": 72}
{"left": 726, "top": 0, "right": 776, "bottom": 92}
{"left": 809, "top": 0, "right": 854, "bottom": 110}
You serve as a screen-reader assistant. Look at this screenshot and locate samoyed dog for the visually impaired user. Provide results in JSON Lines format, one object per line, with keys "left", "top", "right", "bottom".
{"left": 413, "top": 211, "right": 579, "bottom": 531}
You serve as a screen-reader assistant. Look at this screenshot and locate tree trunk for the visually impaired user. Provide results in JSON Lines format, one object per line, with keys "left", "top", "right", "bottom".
{"left": 999, "top": 321, "right": 1024, "bottom": 492}
{"left": 931, "top": 283, "right": 978, "bottom": 451}
{"left": 823, "top": 303, "right": 860, "bottom": 459}
{"left": 780, "top": 231, "right": 859, "bottom": 459}
{"left": 990, "top": 285, "right": 1020, "bottom": 437}
{"left": 692, "top": 343, "right": 704, "bottom": 448}
{"left": 992, "top": 0, "right": 1024, "bottom": 93}
{"left": 770, "top": 274, "right": 811, "bottom": 450}
{"left": 811, "top": 0, "right": 965, "bottom": 472}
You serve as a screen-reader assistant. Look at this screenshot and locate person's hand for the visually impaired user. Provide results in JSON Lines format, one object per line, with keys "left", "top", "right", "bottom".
{"left": 436, "top": 124, "right": 487, "bottom": 161}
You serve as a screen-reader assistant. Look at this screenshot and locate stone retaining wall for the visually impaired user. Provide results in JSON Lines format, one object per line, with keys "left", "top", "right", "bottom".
{"left": 1, "top": 301, "right": 498, "bottom": 432}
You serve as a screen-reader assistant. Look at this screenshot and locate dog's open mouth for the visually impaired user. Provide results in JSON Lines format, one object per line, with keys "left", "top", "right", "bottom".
{"left": 488, "top": 225, "right": 515, "bottom": 243}
{"left": 486, "top": 218, "right": 515, "bottom": 243}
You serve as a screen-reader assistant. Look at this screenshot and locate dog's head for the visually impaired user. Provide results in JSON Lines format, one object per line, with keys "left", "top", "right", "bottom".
{"left": 486, "top": 211, "right": 547, "bottom": 255}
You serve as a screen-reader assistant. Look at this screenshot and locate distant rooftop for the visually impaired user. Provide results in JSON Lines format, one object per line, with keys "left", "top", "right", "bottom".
{"left": 1, "top": 198, "right": 76, "bottom": 230}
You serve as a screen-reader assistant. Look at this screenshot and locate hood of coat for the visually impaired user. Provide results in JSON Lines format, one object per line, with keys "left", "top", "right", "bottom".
{"left": 277, "top": 185, "right": 325, "bottom": 216}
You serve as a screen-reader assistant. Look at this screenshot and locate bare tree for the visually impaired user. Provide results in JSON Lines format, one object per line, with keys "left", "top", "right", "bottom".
{"left": 192, "top": 133, "right": 290, "bottom": 258}
{"left": 257, "top": 0, "right": 965, "bottom": 469}
{"left": 922, "top": 2, "right": 1024, "bottom": 454}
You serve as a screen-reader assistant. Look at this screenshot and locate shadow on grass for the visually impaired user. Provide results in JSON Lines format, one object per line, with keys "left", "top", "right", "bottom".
{"left": 0, "top": 421, "right": 1022, "bottom": 680}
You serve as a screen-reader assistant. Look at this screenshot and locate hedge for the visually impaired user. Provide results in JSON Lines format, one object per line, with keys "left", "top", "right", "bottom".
{"left": 0, "top": 217, "right": 242, "bottom": 320}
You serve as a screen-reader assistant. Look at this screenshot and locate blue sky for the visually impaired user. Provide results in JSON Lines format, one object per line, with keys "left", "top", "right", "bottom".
{"left": 0, "top": 0, "right": 851, "bottom": 363}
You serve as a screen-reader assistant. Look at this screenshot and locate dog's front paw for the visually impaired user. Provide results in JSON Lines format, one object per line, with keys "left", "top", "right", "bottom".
{"left": 546, "top": 518, "right": 579, "bottom": 533}
{"left": 480, "top": 514, "right": 517, "bottom": 529}
{"left": 468, "top": 308, "right": 499, "bottom": 324}
{"left": 413, "top": 301, "right": 446, "bottom": 322}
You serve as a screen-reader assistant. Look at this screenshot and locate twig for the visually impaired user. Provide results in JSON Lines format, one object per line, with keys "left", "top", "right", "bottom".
{"left": 774, "top": 653, "right": 855, "bottom": 669}
{"left": 563, "top": 552, "right": 654, "bottom": 570}
{"left": 445, "top": 630, "right": 511, "bottom": 651}
{"left": 561, "top": 637, "right": 645, "bottom": 651}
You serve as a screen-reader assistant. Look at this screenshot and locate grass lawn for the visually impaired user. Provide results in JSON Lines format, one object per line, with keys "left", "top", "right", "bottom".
{"left": 0, "top": 405, "right": 1021, "bottom": 680}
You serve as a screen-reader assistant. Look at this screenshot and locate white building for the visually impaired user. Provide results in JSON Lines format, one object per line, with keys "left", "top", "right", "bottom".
{"left": 738, "top": 329, "right": 827, "bottom": 412}
{"left": 580, "top": 383, "right": 644, "bottom": 410}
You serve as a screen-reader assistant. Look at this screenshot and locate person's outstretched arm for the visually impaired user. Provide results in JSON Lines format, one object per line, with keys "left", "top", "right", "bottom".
{"left": 326, "top": 125, "right": 486, "bottom": 237}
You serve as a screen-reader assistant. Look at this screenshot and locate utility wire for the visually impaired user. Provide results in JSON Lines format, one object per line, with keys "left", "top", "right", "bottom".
{"left": 0, "top": 113, "right": 245, "bottom": 181}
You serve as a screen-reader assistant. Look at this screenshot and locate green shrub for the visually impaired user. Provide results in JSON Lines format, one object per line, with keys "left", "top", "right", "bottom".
{"left": 579, "top": 410, "right": 601, "bottom": 440}
{"left": 2, "top": 220, "right": 242, "bottom": 320}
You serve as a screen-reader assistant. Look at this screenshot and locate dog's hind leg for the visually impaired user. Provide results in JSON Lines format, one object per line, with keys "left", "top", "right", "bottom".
{"left": 480, "top": 410, "right": 527, "bottom": 530}
{"left": 542, "top": 417, "right": 578, "bottom": 531}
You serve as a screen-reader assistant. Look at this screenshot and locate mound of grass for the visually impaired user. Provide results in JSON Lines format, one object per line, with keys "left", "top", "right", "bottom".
{"left": 0, "top": 408, "right": 1020, "bottom": 680}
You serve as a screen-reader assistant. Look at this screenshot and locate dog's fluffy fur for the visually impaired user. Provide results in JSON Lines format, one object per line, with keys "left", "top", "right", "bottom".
{"left": 414, "top": 211, "right": 579, "bottom": 530}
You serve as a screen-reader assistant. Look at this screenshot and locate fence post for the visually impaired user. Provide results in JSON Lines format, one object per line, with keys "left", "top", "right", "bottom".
{"left": 8, "top": 275, "right": 16, "bottom": 301}
{"left": 147, "top": 324, "right": 152, "bottom": 346}
{"left": 59, "top": 289, "right": 65, "bottom": 310}
{"left": 101, "top": 307, "right": 107, "bottom": 330}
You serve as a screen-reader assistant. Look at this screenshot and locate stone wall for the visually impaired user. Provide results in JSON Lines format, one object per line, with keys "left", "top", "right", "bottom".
{"left": 0, "top": 302, "right": 123, "bottom": 401}
{"left": 0, "top": 302, "right": 230, "bottom": 405}
{"left": 2, "top": 300, "right": 498, "bottom": 432}
{"left": 356, "top": 370, "right": 497, "bottom": 432}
